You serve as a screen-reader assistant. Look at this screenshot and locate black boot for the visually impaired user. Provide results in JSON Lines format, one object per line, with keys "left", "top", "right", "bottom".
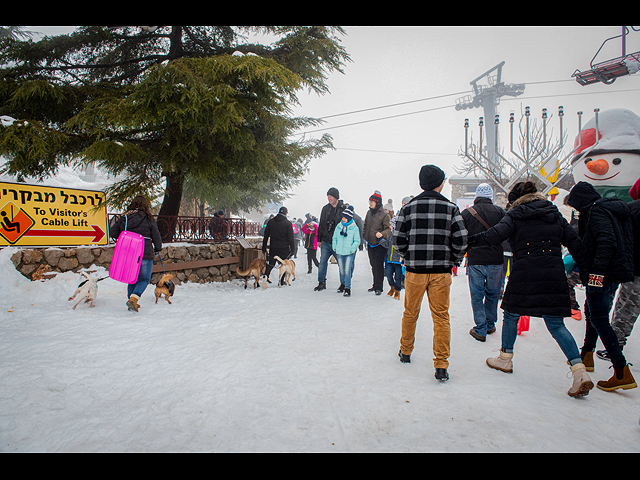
{"left": 343, "top": 288, "right": 351, "bottom": 297}
{"left": 398, "top": 350, "right": 411, "bottom": 363}
{"left": 337, "top": 284, "right": 345, "bottom": 293}
{"left": 314, "top": 282, "right": 326, "bottom": 291}
{"left": 435, "top": 368, "right": 449, "bottom": 381}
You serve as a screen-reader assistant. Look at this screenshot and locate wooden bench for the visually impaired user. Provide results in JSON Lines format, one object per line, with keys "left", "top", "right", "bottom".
{"left": 37, "top": 256, "right": 240, "bottom": 280}
{"left": 151, "top": 256, "right": 240, "bottom": 273}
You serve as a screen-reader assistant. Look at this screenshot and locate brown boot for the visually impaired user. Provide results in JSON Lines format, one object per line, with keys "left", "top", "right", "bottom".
{"left": 596, "top": 365, "right": 637, "bottom": 392}
{"left": 393, "top": 289, "right": 401, "bottom": 300}
{"left": 126, "top": 295, "right": 140, "bottom": 313}
{"left": 581, "top": 349, "right": 594, "bottom": 372}
{"left": 387, "top": 287, "right": 395, "bottom": 297}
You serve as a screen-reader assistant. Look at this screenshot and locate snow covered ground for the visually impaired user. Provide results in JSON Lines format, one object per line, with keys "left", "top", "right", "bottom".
{"left": 0, "top": 246, "right": 638, "bottom": 452}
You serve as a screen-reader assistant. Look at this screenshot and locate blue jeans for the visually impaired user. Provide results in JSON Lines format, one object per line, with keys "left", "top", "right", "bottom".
{"left": 386, "top": 261, "right": 404, "bottom": 290}
{"left": 317, "top": 241, "right": 338, "bottom": 284}
{"left": 336, "top": 253, "right": 356, "bottom": 289}
{"left": 501, "top": 310, "right": 581, "bottom": 364}
{"left": 128, "top": 259, "right": 153, "bottom": 298}
{"left": 467, "top": 264, "right": 503, "bottom": 336}
{"left": 583, "top": 282, "right": 627, "bottom": 369}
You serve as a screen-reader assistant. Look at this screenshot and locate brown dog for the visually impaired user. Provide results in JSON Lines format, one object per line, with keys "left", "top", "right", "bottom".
{"left": 274, "top": 256, "right": 296, "bottom": 287}
{"left": 155, "top": 274, "right": 175, "bottom": 304}
{"left": 236, "top": 257, "right": 267, "bottom": 289}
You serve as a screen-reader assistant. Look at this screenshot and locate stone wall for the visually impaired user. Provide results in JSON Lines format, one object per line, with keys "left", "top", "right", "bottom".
{"left": 7, "top": 238, "right": 263, "bottom": 286}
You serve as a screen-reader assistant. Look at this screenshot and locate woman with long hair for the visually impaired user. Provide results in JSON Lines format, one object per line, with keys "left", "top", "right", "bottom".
{"left": 468, "top": 181, "right": 594, "bottom": 397}
{"left": 110, "top": 196, "right": 163, "bottom": 312}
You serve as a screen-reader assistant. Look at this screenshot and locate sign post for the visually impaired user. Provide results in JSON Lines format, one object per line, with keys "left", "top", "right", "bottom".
{"left": 0, "top": 182, "right": 108, "bottom": 247}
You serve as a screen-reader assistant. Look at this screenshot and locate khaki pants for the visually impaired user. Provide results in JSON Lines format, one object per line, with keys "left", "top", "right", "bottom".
{"left": 400, "top": 271, "right": 452, "bottom": 369}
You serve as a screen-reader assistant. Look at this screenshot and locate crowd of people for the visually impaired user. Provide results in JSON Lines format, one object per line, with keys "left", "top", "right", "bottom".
{"left": 113, "top": 164, "right": 638, "bottom": 398}
{"left": 258, "top": 164, "right": 638, "bottom": 395}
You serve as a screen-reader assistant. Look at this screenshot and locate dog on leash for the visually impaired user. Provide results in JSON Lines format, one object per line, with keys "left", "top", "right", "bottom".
{"left": 155, "top": 274, "right": 176, "bottom": 304}
{"left": 236, "top": 257, "right": 267, "bottom": 289}
{"left": 274, "top": 256, "right": 296, "bottom": 287}
{"left": 68, "top": 272, "right": 98, "bottom": 310}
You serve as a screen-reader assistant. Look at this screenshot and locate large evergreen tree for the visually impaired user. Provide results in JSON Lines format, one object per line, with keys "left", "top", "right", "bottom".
{"left": 0, "top": 26, "right": 349, "bottom": 239}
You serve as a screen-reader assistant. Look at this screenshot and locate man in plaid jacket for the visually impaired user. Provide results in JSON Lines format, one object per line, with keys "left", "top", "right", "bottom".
{"left": 393, "top": 165, "right": 468, "bottom": 381}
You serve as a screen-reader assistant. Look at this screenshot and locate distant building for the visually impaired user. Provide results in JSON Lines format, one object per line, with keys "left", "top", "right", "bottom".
{"left": 449, "top": 174, "right": 507, "bottom": 211}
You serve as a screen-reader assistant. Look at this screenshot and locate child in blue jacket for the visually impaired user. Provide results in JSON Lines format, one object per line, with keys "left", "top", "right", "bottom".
{"left": 332, "top": 209, "right": 361, "bottom": 296}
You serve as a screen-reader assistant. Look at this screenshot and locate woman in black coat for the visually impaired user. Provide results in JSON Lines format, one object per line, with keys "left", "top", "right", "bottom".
{"left": 110, "top": 196, "right": 162, "bottom": 312}
{"left": 468, "top": 182, "right": 594, "bottom": 397}
{"left": 565, "top": 181, "right": 636, "bottom": 392}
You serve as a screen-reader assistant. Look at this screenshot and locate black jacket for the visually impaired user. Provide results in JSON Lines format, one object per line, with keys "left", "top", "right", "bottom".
{"left": 565, "top": 181, "right": 634, "bottom": 284}
{"left": 110, "top": 211, "right": 162, "bottom": 261}
{"left": 262, "top": 213, "right": 295, "bottom": 255}
{"left": 469, "top": 192, "right": 587, "bottom": 318}
{"left": 317, "top": 200, "right": 345, "bottom": 244}
{"left": 461, "top": 197, "right": 505, "bottom": 265}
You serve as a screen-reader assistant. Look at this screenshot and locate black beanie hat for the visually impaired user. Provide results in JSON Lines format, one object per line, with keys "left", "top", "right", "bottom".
{"left": 327, "top": 187, "right": 340, "bottom": 199}
{"left": 419, "top": 165, "right": 445, "bottom": 191}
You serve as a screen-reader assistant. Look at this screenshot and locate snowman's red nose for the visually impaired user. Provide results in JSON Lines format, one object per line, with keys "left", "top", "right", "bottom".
{"left": 586, "top": 158, "right": 609, "bottom": 176}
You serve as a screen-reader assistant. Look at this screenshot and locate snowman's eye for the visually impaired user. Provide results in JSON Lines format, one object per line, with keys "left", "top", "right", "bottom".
{"left": 584, "top": 158, "right": 592, "bottom": 165}
{"left": 612, "top": 158, "right": 621, "bottom": 165}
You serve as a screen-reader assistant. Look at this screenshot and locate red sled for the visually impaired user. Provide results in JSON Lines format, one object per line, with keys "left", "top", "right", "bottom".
{"left": 517, "top": 316, "right": 530, "bottom": 335}
{"left": 109, "top": 230, "right": 145, "bottom": 284}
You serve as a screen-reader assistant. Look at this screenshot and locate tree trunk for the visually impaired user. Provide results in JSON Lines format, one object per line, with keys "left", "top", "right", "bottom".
{"left": 157, "top": 169, "right": 184, "bottom": 242}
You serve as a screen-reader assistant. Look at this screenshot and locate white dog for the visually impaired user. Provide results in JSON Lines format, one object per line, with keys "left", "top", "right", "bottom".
{"left": 68, "top": 272, "right": 98, "bottom": 310}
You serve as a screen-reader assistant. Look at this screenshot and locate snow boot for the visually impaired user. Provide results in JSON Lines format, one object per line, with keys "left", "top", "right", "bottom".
{"left": 435, "top": 368, "right": 449, "bottom": 381}
{"left": 398, "top": 350, "right": 411, "bottom": 364}
{"left": 568, "top": 363, "right": 594, "bottom": 397}
{"left": 387, "top": 287, "right": 395, "bottom": 297}
{"left": 486, "top": 350, "right": 513, "bottom": 373}
{"left": 126, "top": 295, "right": 140, "bottom": 313}
{"left": 581, "top": 349, "right": 595, "bottom": 372}
{"left": 596, "top": 364, "right": 637, "bottom": 392}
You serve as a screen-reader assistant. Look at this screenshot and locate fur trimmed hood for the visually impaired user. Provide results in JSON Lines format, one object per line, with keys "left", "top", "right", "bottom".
{"left": 508, "top": 191, "right": 547, "bottom": 210}
{"left": 507, "top": 191, "right": 561, "bottom": 224}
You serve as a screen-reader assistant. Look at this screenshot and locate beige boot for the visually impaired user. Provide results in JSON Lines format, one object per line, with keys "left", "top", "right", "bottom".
{"left": 486, "top": 350, "right": 513, "bottom": 373}
{"left": 393, "top": 289, "right": 401, "bottom": 300}
{"left": 126, "top": 295, "right": 140, "bottom": 312}
{"left": 387, "top": 287, "right": 395, "bottom": 297}
{"left": 568, "top": 363, "right": 594, "bottom": 397}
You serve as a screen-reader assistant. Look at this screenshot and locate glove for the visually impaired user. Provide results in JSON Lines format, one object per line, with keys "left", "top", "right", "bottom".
{"left": 467, "top": 235, "right": 477, "bottom": 248}
{"left": 588, "top": 273, "right": 604, "bottom": 287}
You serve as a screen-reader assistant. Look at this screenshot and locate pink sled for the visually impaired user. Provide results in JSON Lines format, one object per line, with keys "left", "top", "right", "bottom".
{"left": 109, "top": 230, "right": 145, "bottom": 284}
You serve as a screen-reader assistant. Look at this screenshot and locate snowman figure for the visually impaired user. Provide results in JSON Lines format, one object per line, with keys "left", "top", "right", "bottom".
{"left": 571, "top": 108, "right": 640, "bottom": 202}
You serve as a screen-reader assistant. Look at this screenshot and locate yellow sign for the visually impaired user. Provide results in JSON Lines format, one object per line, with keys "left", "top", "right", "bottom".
{"left": 0, "top": 182, "right": 108, "bottom": 246}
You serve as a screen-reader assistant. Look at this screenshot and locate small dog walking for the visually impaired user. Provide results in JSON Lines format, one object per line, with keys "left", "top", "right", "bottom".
{"left": 68, "top": 272, "right": 98, "bottom": 310}
{"left": 274, "top": 256, "right": 296, "bottom": 287}
{"left": 154, "top": 273, "right": 176, "bottom": 304}
{"left": 236, "top": 258, "right": 267, "bottom": 289}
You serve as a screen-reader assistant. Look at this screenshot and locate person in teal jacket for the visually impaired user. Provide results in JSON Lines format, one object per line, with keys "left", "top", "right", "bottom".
{"left": 332, "top": 208, "right": 361, "bottom": 296}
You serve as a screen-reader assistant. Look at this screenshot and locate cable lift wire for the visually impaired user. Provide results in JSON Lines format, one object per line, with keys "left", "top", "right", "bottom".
{"left": 296, "top": 76, "right": 640, "bottom": 136}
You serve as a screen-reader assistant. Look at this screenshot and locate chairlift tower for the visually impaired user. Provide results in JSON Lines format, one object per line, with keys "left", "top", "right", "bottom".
{"left": 455, "top": 62, "right": 525, "bottom": 165}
